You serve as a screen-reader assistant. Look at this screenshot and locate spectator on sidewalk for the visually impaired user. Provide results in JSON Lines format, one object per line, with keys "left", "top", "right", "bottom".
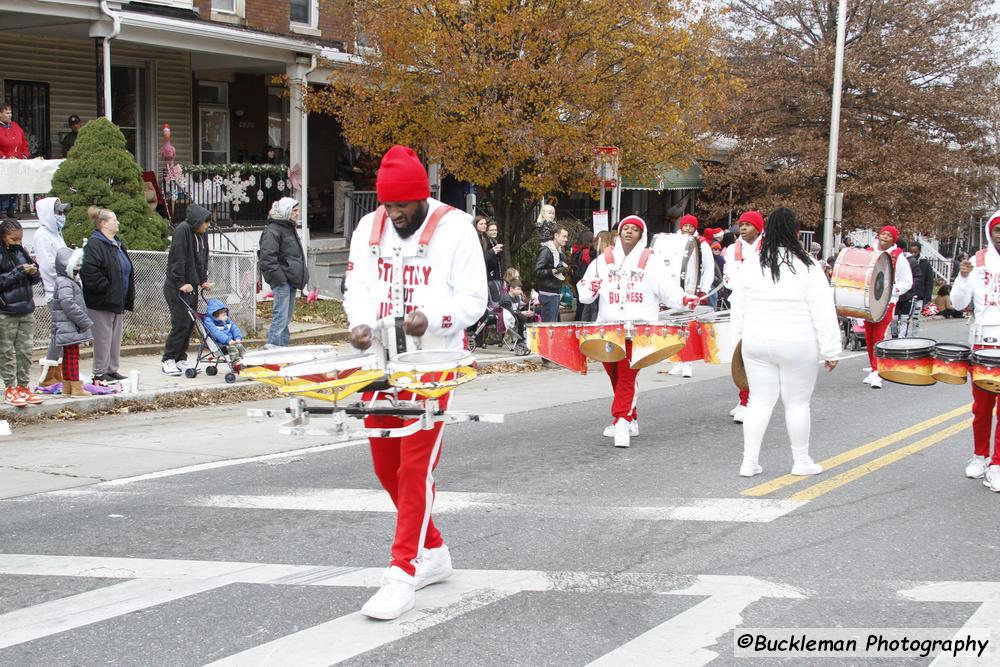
{"left": 0, "top": 219, "right": 42, "bottom": 406}
{"left": 934, "top": 285, "right": 965, "bottom": 318}
{"left": 0, "top": 103, "right": 30, "bottom": 218}
{"left": 51, "top": 248, "right": 93, "bottom": 397}
{"left": 32, "top": 196, "right": 70, "bottom": 387}
{"left": 60, "top": 115, "right": 82, "bottom": 157}
{"left": 485, "top": 220, "right": 503, "bottom": 284}
{"left": 202, "top": 298, "right": 246, "bottom": 365}
{"left": 534, "top": 224, "right": 569, "bottom": 323}
{"left": 81, "top": 207, "right": 135, "bottom": 384}
{"left": 161, "top": 204, "right": 211, "bottom": 376}
{"left": 259, "top": 197, "right": 308, "bottom": 347}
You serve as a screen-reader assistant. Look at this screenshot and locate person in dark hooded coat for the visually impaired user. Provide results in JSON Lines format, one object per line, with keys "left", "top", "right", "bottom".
{"left": 161, "top": 204, "right": 211, "bottom": 376}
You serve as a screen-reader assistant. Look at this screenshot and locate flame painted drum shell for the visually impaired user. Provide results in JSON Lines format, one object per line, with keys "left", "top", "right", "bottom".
{"left": 832, "top": 247, "right": 893, "bottom": 323}
{"left": 526, "top": 323, "right": 588, "bottom": 374}
{"left": 931, "top": 343, "right": 971, "bottom": 385}
{"left": 629, "top": 322, "right": 688, "bottom": 370}
{"left": 875, "top": 337, "right": 936, "bottom": 385}
{"left": 970, "top": 348, "right": 1000, "bottom": 394}
{"left": 578, "top": 323, "right": 628, "bottom": 363}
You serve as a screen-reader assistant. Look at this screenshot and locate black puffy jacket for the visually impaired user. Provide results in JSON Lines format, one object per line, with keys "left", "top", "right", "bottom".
{"left": 259, "top": 218, "right": 309, "bottom": 290}
{"left": 0, "top": 244, "right": 40, "bottom": 315}
{"left": 80, "top": 231, "right": 135, "bottom": 313}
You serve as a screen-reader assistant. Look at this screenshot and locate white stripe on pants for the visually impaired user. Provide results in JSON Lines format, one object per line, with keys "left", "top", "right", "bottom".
{"left": 88, "top": 309, "right": 123, "bottom": 376}
{"left": 741, "top": 337, "right": 818, "bottom": 465}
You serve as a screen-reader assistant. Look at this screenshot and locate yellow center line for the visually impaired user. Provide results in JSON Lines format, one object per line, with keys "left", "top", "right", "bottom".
{"left": 787, "top": 418, "right": 973, "bottom": 502}
{"left": 742, "top": 403, "right": 971, "bottom": 497}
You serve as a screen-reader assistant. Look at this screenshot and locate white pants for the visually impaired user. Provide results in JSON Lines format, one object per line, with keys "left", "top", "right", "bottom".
{"left": 742, "top": 338, "right": 818, "bottom": 465}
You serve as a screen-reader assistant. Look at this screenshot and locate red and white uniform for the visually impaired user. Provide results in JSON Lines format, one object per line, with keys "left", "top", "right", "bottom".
{"left": 343, "top": 197, "right": 487, "bottom": 576}
{"left": 723, "top": 234, "right": 762, "bottom": 407}
{"left": 864, "top": 242, "right": 912, "bottom": 370}
{"left": 577, "top": 216, "right": 688, "bottom": 422}
{"left": 950, "top": 210, "right": 1000, "bottom": 469}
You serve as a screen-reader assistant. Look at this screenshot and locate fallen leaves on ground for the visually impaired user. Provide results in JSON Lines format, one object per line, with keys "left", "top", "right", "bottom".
{"left": 477, "top": 361, "right": 544, "bottom": 375}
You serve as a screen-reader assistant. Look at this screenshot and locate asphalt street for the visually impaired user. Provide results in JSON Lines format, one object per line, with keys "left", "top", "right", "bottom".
{"left": 0, "top": 317, "right": 998, "bottom": 665}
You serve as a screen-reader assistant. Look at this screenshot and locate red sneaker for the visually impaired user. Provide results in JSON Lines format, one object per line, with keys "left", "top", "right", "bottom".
{"left": 17, "top": 386, "right": 44, "bottom": 405}
{"left": 4, "top": 387, "right": 27, "bottom": 408}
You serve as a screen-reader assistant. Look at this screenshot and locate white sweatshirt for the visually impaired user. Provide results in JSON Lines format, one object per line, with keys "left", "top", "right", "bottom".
{"left": 577, "top": 230, "right": 688, "bottom": 323}
{"left": 722, "top": 236, "right": 762, "bottom": 289}
{"left": 730, "top": 250, "right": 842, "bottom": 361}
{"left": 886, "top": 247, "right": 913, "bottom": 305}
{"left": 31, "top": 197, "right": 67, "bottom": 301}
{"left": 951, "top": 211, "right": 1000, "bottom": 344}
{"left": 343, "top": 198, "right": 487, "bottom": 351}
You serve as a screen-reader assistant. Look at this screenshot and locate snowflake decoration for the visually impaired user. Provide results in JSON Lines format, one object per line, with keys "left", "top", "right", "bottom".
{"left": 257, "top": 189, "right": 264, "bottom": 201}
{"left": 264, "top": 177, "right": 273, "bottom": 189}
{"left": 219, "top": 170, "right": 253, "bottom": 213}
{"left": 277, "top": 180, "right": 285, "bottom": 191}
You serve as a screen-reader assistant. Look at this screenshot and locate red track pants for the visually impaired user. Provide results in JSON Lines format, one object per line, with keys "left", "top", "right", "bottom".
{"left": 971, "top": 345, "right": 1000, "bottom": 465}
{"left": 364, "top": 390, "right": 450, "bottom": 576}
{"left": 864, "top": 303, "right": 896, "bottom": 370}
{"left": 602, "top": 341, "right": 638, "bottom": 421}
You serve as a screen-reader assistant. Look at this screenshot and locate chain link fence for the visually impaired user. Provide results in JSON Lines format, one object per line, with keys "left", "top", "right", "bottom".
{"left": 30, "top": 250, "right": 258, "bottom": 349}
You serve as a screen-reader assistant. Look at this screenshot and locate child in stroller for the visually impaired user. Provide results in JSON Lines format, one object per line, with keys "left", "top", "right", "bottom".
{"left": 498, "top": 280, "right": 533, "bottom": 355}
{"left": 181, "top": 298, "right": 242, "bottom": 382}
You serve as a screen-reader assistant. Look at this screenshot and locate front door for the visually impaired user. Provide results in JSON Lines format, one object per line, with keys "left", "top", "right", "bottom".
{"left": 111, "top": 64, "right": 150, "bottom": 169}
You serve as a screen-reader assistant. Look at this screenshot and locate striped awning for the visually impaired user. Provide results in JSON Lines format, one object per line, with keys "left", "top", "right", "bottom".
{"left": 622, "top": 163, "right": 703, "bottom": 191}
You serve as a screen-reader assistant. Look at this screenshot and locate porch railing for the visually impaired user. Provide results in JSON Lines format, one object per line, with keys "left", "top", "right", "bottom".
{"left": 344, "top": 186, "right": 440, "bottom": 242}
{"left": 162, "top": 164, "right": 292, "bottom": 227}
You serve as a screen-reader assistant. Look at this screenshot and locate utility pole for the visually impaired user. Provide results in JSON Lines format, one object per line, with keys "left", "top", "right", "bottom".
{"left": 822, "top": 0, "right": 848, "bottom": 258}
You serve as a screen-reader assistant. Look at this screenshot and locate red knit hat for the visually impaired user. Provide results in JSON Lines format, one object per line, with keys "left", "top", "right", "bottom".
{"left": 988, "top": 216, "right": 1000, "bottom": 234}
{"left": 618, "top": 215, "right": 646, "bottom": 236}
{"left": 376, "top": 145, "right": 430, "bottom": 203}
{"left": 879, "top": 225, "right": 899, "bottom": 243}
{"left": 679, "top": 214, "right": 698, "bottom": 230}
{"left": 738, "top": 211, "right": 765, "bottom": 233}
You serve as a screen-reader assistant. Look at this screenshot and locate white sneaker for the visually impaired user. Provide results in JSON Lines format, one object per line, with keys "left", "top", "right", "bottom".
{"left": 729, "top": 403, "right": 740, "bottom": 417}
{"left": 682, "top": 362, "right": 693, "bottom": 378}
{"left": 862, "top": 371, "right": 875, "bottom": 385}
{"left": 791, "top": 458, "right": 823, "bottom": 476}
{"left": 176, "top": 360, "right": 190, "bottom": 371}
{"left": 415, "top": 545, "right": 453, "bottom": 590}
{"left": 733, "top": 405, "right": 747, "bottom": 424}
{"left": 667, "top": 363, "right": 684, "bottom": 376}
{"left": 360, "top": 566, "right": 415, "bottom": 620}
{"left": 603, "top": 423, "right": 615, "bottom": 438}
{"left": 161, "top": 360, "right": 181, "bottom": 376}
{"left": 966, "top": 455, "right": 989, "bottom": 479}
{"left": 739, "top": 460, "right": 762, "bottom": 477}
{"left": 984, "top": 465, "right": 1000, "bottom": 492}
{"left": 605, "top": 420, "right": 638, "bottom": 438}
{"left": 613, "top": 418, "right": 630, "bottom": 448}
{"left": 869, "top": 375, "right": 882, "bottom": 389}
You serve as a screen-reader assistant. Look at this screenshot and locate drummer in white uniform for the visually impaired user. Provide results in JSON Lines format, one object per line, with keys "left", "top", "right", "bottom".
{"left": 862, "top": 225, "right": 912, "bottom": 389}
{"left": 723, "top": 210, "right": 764, "bottom": 423}
{"left": 667, "top": 214, "right": 714, "bottom": 377}
{"left": 950, "top": 211, "right": 1000, "bottom": 493}
{"left": 578, "top": 215, "right": 698, "bottom": 448}
{"left": 344, "top": 145, "right": 487, "bottom": 620}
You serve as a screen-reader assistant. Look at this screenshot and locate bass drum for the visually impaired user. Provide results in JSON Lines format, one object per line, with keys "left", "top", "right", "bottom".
{"left": 832, "top": 247, "right": 893, "bottom": 323}
{"left": 651, "top": 233, "right": 700, "bottom": 293}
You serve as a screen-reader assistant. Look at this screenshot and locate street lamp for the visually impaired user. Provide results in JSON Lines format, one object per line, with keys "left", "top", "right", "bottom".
{"left": 822, "top": 0, "right": 848, "bottom": 257}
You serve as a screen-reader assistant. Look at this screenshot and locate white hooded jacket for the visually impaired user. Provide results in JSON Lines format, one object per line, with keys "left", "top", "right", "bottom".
{"left": 722, "top": 236, "right": 762, "bottom": 289}
{"left": 343, "top": 198, "right": 487, "bottom": 352}
{"left": 32, "top": 197, "right": 68, "bottom": 300}
{"left": 577, "top": 221, "right": 687, "bottom": 323}
{"left": 951, "top": 211, "right": 1000, "bottom": 344}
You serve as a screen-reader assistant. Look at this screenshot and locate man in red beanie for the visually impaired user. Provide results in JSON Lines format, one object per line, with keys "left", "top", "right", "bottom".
{"left": 863, "top": 225, "right": 912, "bottom": 388}
{"left": 343, "top": 144, "right": 487, "bottom": 620}
{"left": 723, "top": 210, "right": 764, "bottom": 422}
{"left": 667, "top": 213, "right": 714, "bottom": 377}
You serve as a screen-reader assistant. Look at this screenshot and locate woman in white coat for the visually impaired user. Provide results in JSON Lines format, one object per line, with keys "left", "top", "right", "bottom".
{"left": 730, "top": 207, "right": 842, "bottom": 477}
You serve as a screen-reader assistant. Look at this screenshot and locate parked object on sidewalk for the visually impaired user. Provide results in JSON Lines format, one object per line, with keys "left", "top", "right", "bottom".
{"left": 180, "top": 297, "right": 239, "bottom": 383}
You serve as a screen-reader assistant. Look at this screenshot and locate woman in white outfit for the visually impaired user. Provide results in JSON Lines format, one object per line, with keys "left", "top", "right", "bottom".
{"left": 730, "top": 207, "right": 842, "bottom": 477}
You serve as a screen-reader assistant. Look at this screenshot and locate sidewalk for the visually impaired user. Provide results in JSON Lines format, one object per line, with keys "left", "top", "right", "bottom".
{"left": 2, "top": 323, "right": 540, "bottom": 423}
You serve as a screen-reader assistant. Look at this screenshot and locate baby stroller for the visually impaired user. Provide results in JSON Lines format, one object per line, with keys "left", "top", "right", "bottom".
{"left": 182, "top": 298, "right": 240, "bottom": 383}
{"left": 843, "top": 317, "right": 865, "bottom": 351}
{"left": 497, "top": 307, "right": 531, "bottom": 355}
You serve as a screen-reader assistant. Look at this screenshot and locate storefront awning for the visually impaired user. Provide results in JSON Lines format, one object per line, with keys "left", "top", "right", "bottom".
{"left": 622, "top": 163, "right": 703, "bottom": 191}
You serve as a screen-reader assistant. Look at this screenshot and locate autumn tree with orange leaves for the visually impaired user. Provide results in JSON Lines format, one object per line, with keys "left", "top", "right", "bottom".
{"left": 699, "top": 0, "right": 1000, "bottom": 238}
{"left": 307, "top": 0, "right": 730, "bottom": 255}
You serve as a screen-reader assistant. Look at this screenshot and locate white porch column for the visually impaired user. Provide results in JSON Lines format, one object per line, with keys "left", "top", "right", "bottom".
{"left": 287, "top": 58, "right": 311, "bottom": 262}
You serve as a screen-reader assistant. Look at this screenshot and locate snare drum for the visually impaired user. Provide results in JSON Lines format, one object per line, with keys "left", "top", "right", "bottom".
{"left": 526, "top": 323, "right": 588, "bottom": 374}
{"left": 970, "top": 349, "right": 1000, "bottom": 394}
{"left": 832, "top": 247, "right": 893, "bottom": 322}
{"left": 241, "top": 344, "right": 337, "bottom": 369}
{"left": 651, "top": 233, "right": 701, "bottom": 293}
{"left": 931, "top": 343, "right": 971, "bottom": 385}
{"left": 387, "top": 349, "right": 476, "bottom": 398}
{"left": 875, "top": 337, "right": 936, "bottom": 385}
{"left": 629, "top": 322, "right": 687, "bottom": 369}
{"left": 578, "top": 322, "right": 628, "bottom": 363}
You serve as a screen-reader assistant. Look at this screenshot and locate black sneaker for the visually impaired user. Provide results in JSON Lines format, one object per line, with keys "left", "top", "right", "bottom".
{"left": 106, "top": 371, "right": 127, "bottom": 381}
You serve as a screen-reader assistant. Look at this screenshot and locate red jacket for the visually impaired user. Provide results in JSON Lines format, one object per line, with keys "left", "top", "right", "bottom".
{"left": 0, "top": 121, "right": 30, "bottom": 159}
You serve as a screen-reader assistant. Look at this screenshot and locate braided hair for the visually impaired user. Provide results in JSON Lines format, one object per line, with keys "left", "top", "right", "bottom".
{"left": 0, "top": 218, "right": 22, "bottom": 244}
{"left": 758, "top": 207, "right": 815, "bottom": 283}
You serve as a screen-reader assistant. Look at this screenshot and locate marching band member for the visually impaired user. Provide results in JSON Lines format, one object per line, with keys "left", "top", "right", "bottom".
{"left": 344, "top": 145, "right": 487, "bottom": 620}
{"left": 578, "top": 215, "right": 698, "bottom": 448}
{"left": 667, "top": 214, "right": 714, "bottom": 377}
{"left": 862, "top": 225, "right": 912, "bottom": 389}
{"left": 951, "top": 211, "right": 1000, "bottom": 492}
{"left": 723, "top": 210, "right": 764, "bottom": 423}
{"left": 730, "top": 207, "right": 842, "bottom": 477}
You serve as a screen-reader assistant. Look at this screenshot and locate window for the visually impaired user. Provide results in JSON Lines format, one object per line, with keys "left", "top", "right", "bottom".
{"left": 111, "top": 65, "right": 150, "bottom": 168}
{"left": 290, "top": 0, "right": 315, "bottom": 25}
{"left": 198, "top": 82, "right": 229, "bottom": 165}
{"left": 266, "top": 86, "right": 288, "bottom": 156}
{"left": 212, "top": 0, "right": 236, "bottom": 12}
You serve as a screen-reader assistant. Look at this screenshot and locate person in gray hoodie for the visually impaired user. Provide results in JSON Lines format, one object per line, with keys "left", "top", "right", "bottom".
{"left": 50, "top": 247, "right": 93, "bottom": 397}
{"left": 259, "top": 197, "right": 308, "bottom": 347}
{"left": 32, "top": 196, "right": 70, "bottom": 386}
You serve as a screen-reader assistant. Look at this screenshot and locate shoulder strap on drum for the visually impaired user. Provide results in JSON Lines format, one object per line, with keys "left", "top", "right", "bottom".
{"left": 638, "top": 248, "right": 653, "bottom": 270}
{"left": 368, "top": 204, "right": 455, "bottom": 258}
{"left": 735, "top": 241, "right": 743, "bottom": 262}
{"left": 889, "top": 247, "right": 904, "bottom": 261}
{"left": 603, "top": 246, "right": 615, "bottom": 265}
{"left": 976, "top": 248, "right": 988, "bottom": 268}
{"left": 369, "top": 206, "right": 387, "bottom": 256}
